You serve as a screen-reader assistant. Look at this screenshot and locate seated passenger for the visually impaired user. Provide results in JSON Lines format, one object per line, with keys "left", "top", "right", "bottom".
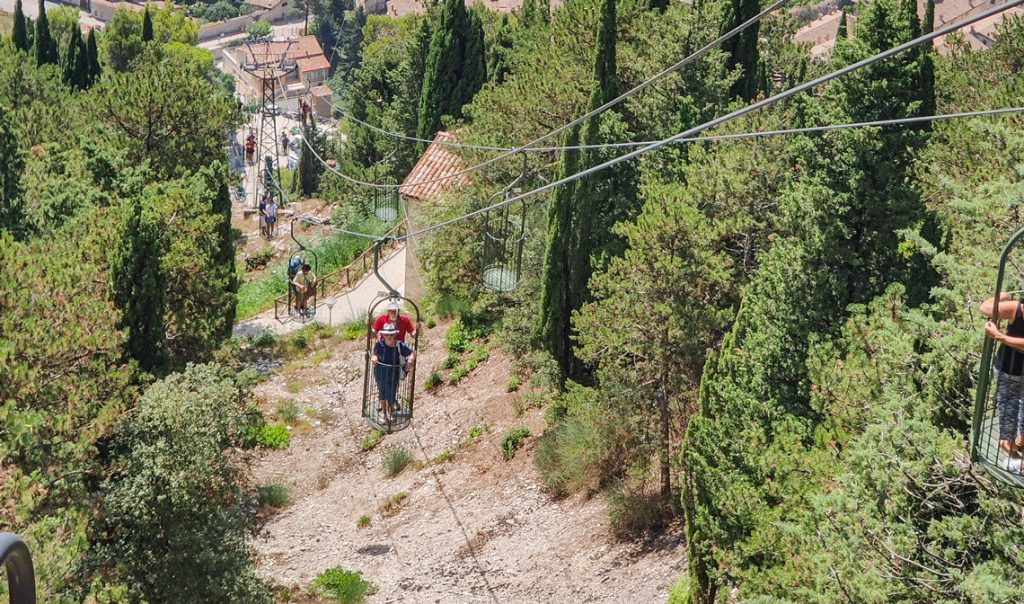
{"left": 372, "top": 299, "right": 416, "bottom": 342}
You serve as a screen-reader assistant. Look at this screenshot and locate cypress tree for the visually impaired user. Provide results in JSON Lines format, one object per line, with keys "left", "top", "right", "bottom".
{"left": 297, "top": 122, "right": 325, "bottom": 197}
{"left": 537, "top": 0, "right": 631, "bottom": 380}
{"left": 458, "top": 9, "right": 486, "bottom": 102}
{"left": 521, "top": 0, "right": 538, "bottom": 25}
{"left": 63, "top": 31, "right": 79, "bottom": 88}
{"left": 211, "top": 178, "right": 237, "bottom": 338}
{"left": 836, "top": 7, "right": 847, "bottom": 39}
{"left": 74, "top": 32, "right": 90, "bottom": 89}
{"left": 416, "top": 0, "right": 486, "bottom": 142}
{"left": 488, "top": 15, "right": 514, "bottom": 85}
{"left": 720, "top": 0, "right": 762, "bottom": 101}
{"left": 338, "top": 6, "right": 365, "bottom": 83}
{"left": 0, "top": 104, "right": 27, "bottom": 238}
{"left": 110, "top": 201, "right": 168, "bottom": 374}
{"left": 86, "top": 29, "right": 102, "bottom": 84}
{"left": 683, "top": 0, "right": 933, "bottom": 599}
{"left": 142, "top": 5, "right": 154, "bottom": 42}
{"left": 12, "top": 0, "right": 29, "bottom": 53}
{"left": 34, "top": 0, "right": 58, "bottom": 66}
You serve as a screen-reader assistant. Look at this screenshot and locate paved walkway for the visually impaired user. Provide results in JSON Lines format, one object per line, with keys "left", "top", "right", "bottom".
{"left": 233, "top": 245, "right": 407, "bottom": 338}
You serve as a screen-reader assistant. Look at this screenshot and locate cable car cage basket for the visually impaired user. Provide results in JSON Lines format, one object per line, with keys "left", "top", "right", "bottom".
{"left": 480, "top": 152, "right": 529, "bottom": 292}
{"left": 362, "top": 295, "right": 421, "bottom": 433}
{"left": 972, "top": 225, "right": 1024, "bottom": 488}
{"left": 373, "top": 178, "right": 402, "bottom": 223}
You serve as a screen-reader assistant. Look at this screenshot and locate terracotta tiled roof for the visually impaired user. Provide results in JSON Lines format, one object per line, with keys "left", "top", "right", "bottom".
{"left": 242, "top": 36, "right": 328, "bottom": 69}
{"left": 400, "top": 131, "right": 469, "bottom": 201}
{"left": 297, "top": 55, "right": 331, "bottom": 73}
{"left": 309, "top": 84, "right": 334, "bottom": 98}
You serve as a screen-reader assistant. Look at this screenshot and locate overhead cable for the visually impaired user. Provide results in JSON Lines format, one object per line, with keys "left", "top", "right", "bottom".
{"left": 398, "top": 0, "right": 1024, "bottom": 241}
{"left": 303, "top": 0, "right": 792, "bottom": 187}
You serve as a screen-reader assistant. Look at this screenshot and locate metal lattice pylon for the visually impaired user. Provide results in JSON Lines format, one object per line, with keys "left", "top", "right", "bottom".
{"left": 242, "top": 41, "right": 296, "bottom": 207}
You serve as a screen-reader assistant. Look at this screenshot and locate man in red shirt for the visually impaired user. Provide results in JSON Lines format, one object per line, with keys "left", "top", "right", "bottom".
{"left": 372, "top": 299, "right": 416, "bottom": 342}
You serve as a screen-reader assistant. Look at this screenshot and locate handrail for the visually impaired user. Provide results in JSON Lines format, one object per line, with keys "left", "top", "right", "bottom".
{"left": 0, "top": 533, "right": 36, "bottom": 604}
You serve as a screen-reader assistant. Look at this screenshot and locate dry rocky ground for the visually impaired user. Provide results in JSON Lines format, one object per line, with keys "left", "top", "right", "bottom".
{"left": 249, "top": 322, "right": 685, "bottom": 603}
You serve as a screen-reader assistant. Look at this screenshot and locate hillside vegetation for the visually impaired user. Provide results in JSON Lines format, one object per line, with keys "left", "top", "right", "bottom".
{"left": 3, "top": 0, "right": 1024, "bottom": 600}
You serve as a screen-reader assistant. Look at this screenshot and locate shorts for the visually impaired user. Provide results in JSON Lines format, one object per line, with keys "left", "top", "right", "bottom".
{"left": 266, "top": 216, "right": 277, "bottom": 224}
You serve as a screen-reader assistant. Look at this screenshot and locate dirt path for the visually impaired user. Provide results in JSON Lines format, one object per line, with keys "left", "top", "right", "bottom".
{"left": 250, "top": 325, "right": 686, "bottom": 602}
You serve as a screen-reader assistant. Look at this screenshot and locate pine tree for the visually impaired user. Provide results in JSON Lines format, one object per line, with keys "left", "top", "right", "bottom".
{"left": 520, "top": 0, "right": 538, "bottom": 25}
{"left": 720, "top": 0, "right": 762, "bottom": 101}
{"left": 920, "top": 0, "right": 936, "bottom": 121}
{"left": 836, "top": 7, "right": 847, "bottom": 39}
{"left": 0, "top": 104, "right": 27, "bottom": 238}
{"left": 34, "top": 0, "right": 58, "bottom": 66}
{"left": 86, "top": 29, "right": 102, "bottom": 84}
{"left": 12, "top": 0, "right": 29, "bottom": 53}
{"left": 110, "top": 201, "right": 168, "bottom": 374}
{"left": 142, "top": 5, "right": 154, "bottom": 42}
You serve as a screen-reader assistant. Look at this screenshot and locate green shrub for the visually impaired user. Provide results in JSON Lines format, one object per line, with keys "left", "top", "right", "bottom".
{"left": 256, "top": 483, "right": 291, "bottom": 508}
{"left": 506, "top": 376, "right": 521, "bottom": 392}
{"left": 384, "top": 445, "right": 413, "bottom": 477}
{"left": 467, "top": 424, "right": 488, "bottom": 441}
{"left": 276, "top": 399, "right": 300, "bottom": 424}
{"left": 360, "top": 429, "right": 384, "bottom": 452}
{"left": 357, "top": 515, "right": 371, "bottom": 529}
{"left": 425, "top": 316, "right": 437, "bottom": 329}
{"left": 500, "top": 427, "right": 531, "bottom": 460}
{"left": 291, "top": 331, "right": 309, "bottom": 351}
{"left": 424, "top": 370, "right": 442, "bottom": 390}
{"left": 442, "top": 352, "right": 459, "bottom": 369}
{"left": 535, "top": 412, "right": 612, "bottom": 496}
{"left": 434, "top": 294, "right": 471, "bottom": 319}
{"left": 431, "top": 449, "right": 452, "bottom": 465}
{"left": 342, "top": 319, "right": 366, "bottom": 340}
{"left": 607, "top": 485, "right": 673, "bottom": 538}
{"left": 247, "top": 423, "right": 291, "bottom": 449}
{"left": 312, "top": 567, "right": 376, "bottom": 603}
{"left": 95, "top": 365, "right": 272, "bottom": 602}
{"left": 449, "top": 366, "right": 468, "bottom": 385}
{"left": 253, "top": 330, "right": 278, "bottom": 348}
{"left": 445, "top": 319, "right": 472, "bottom": 353}
{"left": 666, "top": 574, "right": 692, "bottom": 604}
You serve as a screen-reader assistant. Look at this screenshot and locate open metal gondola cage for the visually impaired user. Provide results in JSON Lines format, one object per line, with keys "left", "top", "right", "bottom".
{"left": 972, "top": 225, "right": 1024, "bottom": 488}
{"left": 362, "top": 295, "right": 421, "bottom": 433}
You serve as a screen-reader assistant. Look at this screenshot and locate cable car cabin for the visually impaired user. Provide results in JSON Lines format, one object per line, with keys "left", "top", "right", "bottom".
{"left": 373, "top": 180, "right": 401, "bottom": 222}
{"left": 972, "top": 226, "right": 1024, "bottom": 488}
{"left": 362, "top": 295, "right": 421, "bottom": 433}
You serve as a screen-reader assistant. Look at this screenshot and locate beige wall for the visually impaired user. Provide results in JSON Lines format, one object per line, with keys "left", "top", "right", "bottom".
{"left": 198, "top": 13, "right": 258, "bottom": 41}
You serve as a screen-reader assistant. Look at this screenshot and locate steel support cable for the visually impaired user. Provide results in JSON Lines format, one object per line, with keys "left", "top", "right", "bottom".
{"left": 398, "top": 0, "right": 1024, "bottom": 241}
{"left": 297, "top": 104, "right": 1024, "bottom": 240}
{"left": 302, "top": 0, "right": 792, "bottom": 186}
{"left": 340, "top": 104, "right": 1024, "bottom": 150}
